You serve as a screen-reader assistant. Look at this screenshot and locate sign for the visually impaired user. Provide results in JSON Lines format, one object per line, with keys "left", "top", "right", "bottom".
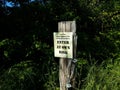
{"left": 53, "top": 32, "right": 73, "bottom": 58}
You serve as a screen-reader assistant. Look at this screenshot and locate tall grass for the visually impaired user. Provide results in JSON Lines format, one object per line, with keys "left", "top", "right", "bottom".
{"left": 1, "top": 57, "right": 120, "bottom": 90}
{"left": 80, "top": 58, "right": 120, "bottom": 90}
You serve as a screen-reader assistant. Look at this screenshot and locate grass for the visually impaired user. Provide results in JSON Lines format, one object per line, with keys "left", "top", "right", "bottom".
{"left": 1, "top": 58, "right": 120, "bottom": 90}
{"left": 80, "top": 59, "right": 120, "bottom": 90}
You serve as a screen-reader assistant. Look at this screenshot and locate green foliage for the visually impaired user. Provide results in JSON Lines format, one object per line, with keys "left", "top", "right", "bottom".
{"left": 0, "top": 42, "right": 59, "bottom": 89}
{"left": 81, "top": 58, "right": 120, "bottom": 90}
{"left": 0, "top": 0, "right": 120, "bottom": 89}
{"left": 0, "top": 61, "right": 35, "bottom": 90}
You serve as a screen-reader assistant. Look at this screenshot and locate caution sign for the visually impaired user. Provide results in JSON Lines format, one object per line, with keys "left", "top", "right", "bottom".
{"left": 53, "top": 32, "right": 73, "bottom": 58}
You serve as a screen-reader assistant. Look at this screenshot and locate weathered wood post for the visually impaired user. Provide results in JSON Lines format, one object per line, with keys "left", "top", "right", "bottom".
{"left": 53, "top": 21, "right": 77, "bottom": 90}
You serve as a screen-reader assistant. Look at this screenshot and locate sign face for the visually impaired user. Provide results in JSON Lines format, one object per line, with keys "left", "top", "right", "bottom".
{"left": 53, "top": 32, "right": 73, "bottom": 58}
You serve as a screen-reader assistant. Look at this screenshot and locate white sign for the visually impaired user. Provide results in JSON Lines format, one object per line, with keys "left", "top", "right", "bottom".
{"left": 53, "top": 32, "right": 73, "bottom": 58}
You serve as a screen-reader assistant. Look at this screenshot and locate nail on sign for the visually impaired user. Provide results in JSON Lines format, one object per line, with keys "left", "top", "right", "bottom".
{"left": 53, "top": 32, "right": 73, "bottom": 58}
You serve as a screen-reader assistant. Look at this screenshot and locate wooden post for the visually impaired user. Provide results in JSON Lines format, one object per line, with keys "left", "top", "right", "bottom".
{"left": 58, "top": 21, "right": 77, "bottom": 90}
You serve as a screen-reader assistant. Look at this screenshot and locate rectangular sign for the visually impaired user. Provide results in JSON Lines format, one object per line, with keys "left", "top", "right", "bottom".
{"left": 53, "top": 32, "right": 73, "bottom": 58}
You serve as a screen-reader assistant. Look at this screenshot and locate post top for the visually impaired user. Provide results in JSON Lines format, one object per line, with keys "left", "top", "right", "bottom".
{"left": 58, "top": 21, "right": 76, "bottom": 32}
